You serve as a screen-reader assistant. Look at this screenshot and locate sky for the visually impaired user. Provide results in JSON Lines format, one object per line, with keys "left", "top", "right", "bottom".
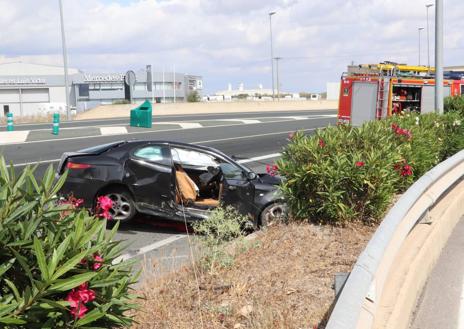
{"left": 0, "top": 0, "right": 462, "bottom": 94}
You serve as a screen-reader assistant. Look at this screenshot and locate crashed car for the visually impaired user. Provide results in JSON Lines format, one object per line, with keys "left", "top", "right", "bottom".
{"left": 57, "top": 140, "right": 287, "bottom": 226}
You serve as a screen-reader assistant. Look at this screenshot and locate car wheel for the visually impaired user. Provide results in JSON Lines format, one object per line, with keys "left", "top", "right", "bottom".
{"left": 101, "top": 188, "right": 136, "bottom": 222}
{"left": 260, "top": 202, "right": 288, "bottom": 228}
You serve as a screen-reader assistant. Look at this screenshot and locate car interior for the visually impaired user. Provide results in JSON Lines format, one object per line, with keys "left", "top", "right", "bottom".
{"left": 171, "top": 147, "right": 225, "bottom": 209}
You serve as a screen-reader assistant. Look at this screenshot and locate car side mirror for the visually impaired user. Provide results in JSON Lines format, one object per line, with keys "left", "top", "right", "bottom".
{"left": 247, "top": 172, "right": 257, "bottom": 180}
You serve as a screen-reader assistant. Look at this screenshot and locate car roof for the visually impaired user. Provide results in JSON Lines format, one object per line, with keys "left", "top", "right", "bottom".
{"left": 123, "top": 140, "right": 227, "bottom": 156}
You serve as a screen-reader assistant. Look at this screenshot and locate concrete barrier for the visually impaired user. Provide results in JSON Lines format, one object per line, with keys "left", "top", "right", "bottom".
{"left": 326, "top": 150, "right": 464, "bottom": 329}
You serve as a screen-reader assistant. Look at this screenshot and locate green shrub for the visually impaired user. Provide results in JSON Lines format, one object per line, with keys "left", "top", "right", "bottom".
{"left": 278, "top": 112, "right": 464, "bottom": 224}
{"left": 445, "top": 95, "right": 464, "bottom": 117}
{"left": 187, "top": 90, "right": 201, "bottom": 102}
{"left": 0, "top": 160, "right": 138, "bottom": 328}
{"left": 192, "top": 206, "right": 248, "bottom": 272}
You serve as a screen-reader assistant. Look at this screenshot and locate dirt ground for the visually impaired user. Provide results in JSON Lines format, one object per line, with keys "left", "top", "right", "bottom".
{"left": 76, "top": 100, "right": 337, "bottom": 120}
{"left": 132, "top": 222, "right": 375, "bottom": 329}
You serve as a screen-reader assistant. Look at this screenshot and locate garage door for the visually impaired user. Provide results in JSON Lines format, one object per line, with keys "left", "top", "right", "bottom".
{"left": 21, "top": 88, "right": 49, "bottom": 102}
{"left": 0, "top": 89, "right": 20, "bottom": 103}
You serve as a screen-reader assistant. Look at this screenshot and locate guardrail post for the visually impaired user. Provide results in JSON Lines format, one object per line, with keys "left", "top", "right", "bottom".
{"left": 6, "top": 112, "right": 13, "bottom": 131}
{"left": 52, "top": 112, "right": 60, "bottom": 135}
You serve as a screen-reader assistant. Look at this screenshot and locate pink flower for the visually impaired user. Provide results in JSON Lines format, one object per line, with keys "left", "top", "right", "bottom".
{"left": 288, "top": 131, "right": 296, "bottom": 139}
{"left": 355, "top": 161, "right": 365, "bottom": 167}
{"left": 93, "top": 254, "right": 104, "bottom": 271}
{"left": 318, "top": 138, "right": 325, "bottom": 148}
{"left": 65, "top": 282, "right": 96, "bottom": 319}
{"left": 401, "top": 164, "right": 413, "bottom": 177}
{"left": 69, "top": 302, "right": 88, "bottom": 319}
{"left": 266, "top": 164, "right": 279, "bottom": 176}
{"left": 96, "top": 196, "right": 113, "bottom": 220}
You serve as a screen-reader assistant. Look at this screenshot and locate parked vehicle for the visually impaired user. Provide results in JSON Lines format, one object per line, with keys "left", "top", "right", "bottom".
{"left": 57, "top": 140, "right": 286, "bottom": 227}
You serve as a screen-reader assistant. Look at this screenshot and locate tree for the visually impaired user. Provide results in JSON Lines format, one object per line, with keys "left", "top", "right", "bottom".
{"left": 187, "top": 90, "right": 201, "bottom": 102}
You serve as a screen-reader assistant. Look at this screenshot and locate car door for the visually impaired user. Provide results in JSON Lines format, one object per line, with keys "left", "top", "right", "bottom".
{"left": 219, "top": 162, "right": 255, "bottom": 217}
{"left": 123, "top": 143, "right": 175, "bottom": 215}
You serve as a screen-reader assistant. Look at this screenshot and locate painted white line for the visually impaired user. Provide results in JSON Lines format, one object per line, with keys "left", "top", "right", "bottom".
{"left": 237, "top": 153, "right": 282, "bottom": 164}
{"left": 113, "top": 235, "right": 186, "bottom": 263}
{"left": 220, "top": 119, "right": 261, "bottom": 124}
{"left": 276, "top": 116, "right": 309, "bottom": 120}
{"left": 100, "top": 126, "right": 128, "bottom": 136}
{"left": 0, "top": 131, "right": 30, "bottom": 145}
{"left": 3, "top": 117, "right": 328, "bottom": 146}
{"left": 158, "top": 122, "right": 202, "bottom": 129}
{"left": 12, "top": 128, "right": 316, "bottom": 167}
{"left": 193, "top": 128, "right": 316, "bottom": 145}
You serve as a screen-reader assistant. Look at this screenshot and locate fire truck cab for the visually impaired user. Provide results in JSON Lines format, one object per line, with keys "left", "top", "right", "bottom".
{"left": 338, "top": 62, "right": 462, "bottom": 126}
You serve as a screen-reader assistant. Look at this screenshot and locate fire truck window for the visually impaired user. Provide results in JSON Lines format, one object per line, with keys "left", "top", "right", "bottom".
{"left": 343, "top": 88, "right": 349, "bottom": 96}
{"left": 461, "top": 85, "right": 464, "bottom": 95}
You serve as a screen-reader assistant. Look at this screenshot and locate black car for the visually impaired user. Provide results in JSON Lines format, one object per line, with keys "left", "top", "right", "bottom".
{"left": 57, "top": 140, "right": 286, "bottom": 226}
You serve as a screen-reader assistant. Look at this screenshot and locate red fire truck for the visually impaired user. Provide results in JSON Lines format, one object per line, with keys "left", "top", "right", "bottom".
{"left": 337, "top": 62, "right": 463, "bottom": 125}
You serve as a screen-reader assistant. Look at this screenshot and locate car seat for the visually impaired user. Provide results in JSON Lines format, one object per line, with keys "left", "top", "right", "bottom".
{"left": 175, "top": 164, "right": 220, "bottom": 208}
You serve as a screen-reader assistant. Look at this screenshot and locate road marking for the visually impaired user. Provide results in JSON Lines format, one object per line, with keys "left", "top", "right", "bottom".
{"left": 158, "top": 122, "right": 202, "bottom": 129}
{"left": 237, "top": 153, "right": 282, "bottom": 164}
{"left": 12, "top": 128, "right": 316, "bottom": 167}
{"left": 113, "top": 235, "right": 186, "bottom": 263}
{"left": 220, "top": 119, "right": 261, "bottom": 124}
{"left": 2, "top": 116, "right": 332, "bottom": 146}
{"left": 193, "top": 128, "right": 316, "bottom": 145}
{"left": 0, "top": 131, "right": 30, "bottom": 145}
{"left": 100, "top": 126, "right": 128, "bottom": 135}
{"left": 276, "top": 116, "right": 308, "bottom": 120}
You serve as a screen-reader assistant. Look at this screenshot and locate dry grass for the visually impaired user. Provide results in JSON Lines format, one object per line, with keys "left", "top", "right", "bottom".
{"left": 0, "top": 113, "right": 76, "bottom": 124}
{"left": 132, "top": 222, "right": 375, "bottom": 329}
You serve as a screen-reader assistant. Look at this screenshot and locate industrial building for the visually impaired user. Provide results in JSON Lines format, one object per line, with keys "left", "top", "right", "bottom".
{"left": 0, "top": 62, "right": 203, "bottom": 117}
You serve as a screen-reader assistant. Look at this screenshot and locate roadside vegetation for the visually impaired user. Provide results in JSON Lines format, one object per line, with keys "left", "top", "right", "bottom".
{"left": 0, "top": 161, "right": 138, "bottom": 328}
{"left": 132, "top": 96, "right": 464, "bottom": 329}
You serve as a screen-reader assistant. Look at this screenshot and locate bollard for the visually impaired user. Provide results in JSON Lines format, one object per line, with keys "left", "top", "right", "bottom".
{"left": 52, "top": 112, "right": 60, "bottom": 135}
{"left": 6, "top": 112, "right": 13, "bottom": 131}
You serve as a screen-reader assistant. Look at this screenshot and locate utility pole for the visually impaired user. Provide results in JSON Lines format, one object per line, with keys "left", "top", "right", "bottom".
{"left": 418, "top": 27, "right": 424, "bottom": 65}
{"left": 269, "top": 12, "right": 276, "bottom": 100}
{"left": 275, "top": 57, "right": 282, "bottom": 101}
{"left": 173, "top": 65, "right": 176, "bottom": 103}
{"left": 426, "top": 3, "right": 434, "bottom": 73}
{"left": 58, "top": 0, "right": 71, "bottom": 120}
{"left": 435, "top": 0, "right": 443, "bottom": 114}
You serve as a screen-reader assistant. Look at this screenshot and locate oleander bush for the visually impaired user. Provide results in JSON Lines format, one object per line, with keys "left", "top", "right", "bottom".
{"left": 0, "top": 160, "right": 138, "bottom": 328}
{"left": 278, "top": 112, "right": 464, "bottom": 224}
{"left": 445, "top": 95, "right": 464, "bottom": 117}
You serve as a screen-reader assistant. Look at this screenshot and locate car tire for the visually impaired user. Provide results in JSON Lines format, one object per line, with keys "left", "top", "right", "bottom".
{"left": 99, "top": 187, "right": 136, "bottom": 223}
{"left": 259, "top": 202, "right": 288, "bottom": 228}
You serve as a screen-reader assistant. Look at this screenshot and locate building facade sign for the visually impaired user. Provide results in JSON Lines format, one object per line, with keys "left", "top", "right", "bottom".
{"left": 0, "top": 78, "right": 46, "bottom": 85}
{"left": 83, "top": 74, "right": 124, "bottom": 82}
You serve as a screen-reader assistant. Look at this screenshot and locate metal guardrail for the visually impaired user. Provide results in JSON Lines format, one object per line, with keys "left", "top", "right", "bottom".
{"left": 326, "top": 149, "right": 464, "bottom": 329}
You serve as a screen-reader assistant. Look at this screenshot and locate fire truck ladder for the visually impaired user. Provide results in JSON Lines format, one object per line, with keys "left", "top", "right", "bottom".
{"left": 376, "top": 76, "right": 386, "bottom": 119}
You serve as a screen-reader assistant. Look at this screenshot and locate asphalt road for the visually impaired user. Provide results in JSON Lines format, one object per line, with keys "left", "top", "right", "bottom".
{"left": 0, "top": 109, "right": 334, "bottom": 131}
{"left": 410, "top": 217, "right": 464, "bottom": 329}
{"left": 3, "top": 109, "right": 337, "bottom": 280}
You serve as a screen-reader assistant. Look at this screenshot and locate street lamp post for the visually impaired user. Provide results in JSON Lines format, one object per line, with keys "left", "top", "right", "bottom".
{"left": 426, "top": 3, "right": 434, "bottom": 72}
{"left": 58, "top": 0, "right": 71, "bottom": 121}
{"left": 269, "top": 12, "right": 276, "bottom": 101}
{"left": 435, "top": 0, "right": 443, "bottom": 114}
{"left": 418, "top": 27, "right": 424, "bottom": 66}
{"left": 274, "top": 57, "right": 282, "bottom": 101}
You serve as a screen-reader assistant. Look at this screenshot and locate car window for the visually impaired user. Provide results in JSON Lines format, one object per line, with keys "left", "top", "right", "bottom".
{"left": 133, "top": 145, "right": 171, "bottom": 166}
{"left": 171, "top": 148, "right": 217, "bottom": 167}
{"left": 219, "top": 162, "right": 245, "bottom": 180}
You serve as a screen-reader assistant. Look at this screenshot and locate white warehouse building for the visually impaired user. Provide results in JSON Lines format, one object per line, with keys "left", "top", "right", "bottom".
{"left": 0, "top": 62, "right": 203, "bottom": 117}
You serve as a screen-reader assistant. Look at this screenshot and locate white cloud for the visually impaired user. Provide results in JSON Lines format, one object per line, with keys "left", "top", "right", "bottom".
{"left": 0, "top": 0, "right": 462, "bottom": 93}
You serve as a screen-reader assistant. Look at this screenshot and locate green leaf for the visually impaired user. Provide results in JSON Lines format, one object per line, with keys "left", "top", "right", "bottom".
{"left": 52, "top": 247, "right": 95, "bottom": 281}
{"left": 4, "top": 279, "right": 21, "bottom": 302}
{"left": 75, "top": 308, "right": 106, "bottom": 326}
{"left": 0, "top": 258, "right": 15, "bottom": 277}
{"left": 50, "top": 169, "right": 68, "bottom": 197}
{"left": 9, "top": 248, "right": 34, "bottom": 282}
{"left": 0, "top": 303, "right": 18, "bottom": 317}
{"left": 33, "top": 237, "right": 49, "bottom": 281}
{"left": 49, "top": 235, "right": 71, "bottom": 276}
{"left": 50, "top": 272, "right": 98, "bottom": 292}
{"left": 0, "top": 316, "right": 26, "bottom": 325}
